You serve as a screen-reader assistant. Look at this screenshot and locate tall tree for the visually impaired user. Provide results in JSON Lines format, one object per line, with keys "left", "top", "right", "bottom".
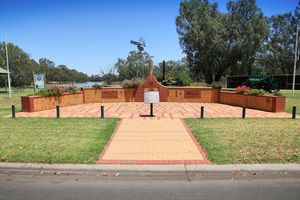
{"left": 114, "top": 51, "right": 152, "bottom": 81}
{"left": 0, "top": 42, "right": 37, "bottom": 87}
{"left": 176, "top": 0, "right": 268, "bottom": 83}
{"left": 226, "top": 0, "right": 269, "bottom": 76}
{"left": 258, "top": 2, "right": 300, "bottom": 74}
{"left": 176, "top": 0, "right": 226, "bottom": 83}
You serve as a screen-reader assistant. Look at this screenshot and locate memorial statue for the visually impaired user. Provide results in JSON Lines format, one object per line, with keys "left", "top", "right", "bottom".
{"left": 149, "top": 58, "right": 153, "bottom": 75}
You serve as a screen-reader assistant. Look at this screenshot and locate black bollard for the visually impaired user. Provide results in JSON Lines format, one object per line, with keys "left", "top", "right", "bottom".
{"left": 292, "top": 106, "right": 297, "bottom": 119}
{"left": 56, "top": 105, "right": 60, "bottom": 118}
{"left": 101, "top": 106, "right": 104, "bottom": 118}
{"left": 201, "top": 106, "right": 204, "bottom": 119}
{"left": 150, "top": 103, "right": 153, "bottom": 117}
{"left": 12, "top": 105, "right": 15, "bottom": 118}
{"left": 242, "top": 106, "right": 246, "bottom": 119}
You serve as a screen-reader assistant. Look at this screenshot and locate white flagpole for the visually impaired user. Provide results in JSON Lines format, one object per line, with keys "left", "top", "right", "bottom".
{"left": 5, "top": 31, "right": 12, "bottom": 99}
{"left": 292, "top": 26, "right": 299, "bottom": 98}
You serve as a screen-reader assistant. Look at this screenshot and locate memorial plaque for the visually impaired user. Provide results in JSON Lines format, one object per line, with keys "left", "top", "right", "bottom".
{"left": 144, "top": 91, "right": 159, "bottom": 103}
{"left": 34, "top": 74, "right": 45, "bottom": 89}
{"left": 184, "top": 91, "right": 201, "bottom": 99}
{"left": 102, "top": 91, "right": 118, "bottom": 99}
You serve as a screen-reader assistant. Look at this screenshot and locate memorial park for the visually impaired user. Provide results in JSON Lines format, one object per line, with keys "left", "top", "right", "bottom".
{"left": 0, "top": 0, "right": 299, "bottom": 167}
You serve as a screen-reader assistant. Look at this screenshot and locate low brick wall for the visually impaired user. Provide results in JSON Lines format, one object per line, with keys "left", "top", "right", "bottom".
{"left": 219, "top": 91, "right": 286, "bottom": 112}
{"left": 167, "top": 87, "right": 220, "bottom": 103}
{"left": 21, "top": 92, "right": 83, "bottom": 112}
{"left": 21, "top": 76, "right": 286, "bottom": 113}
{"left": 82, "top": 87, "right": 136, "bottom": 103}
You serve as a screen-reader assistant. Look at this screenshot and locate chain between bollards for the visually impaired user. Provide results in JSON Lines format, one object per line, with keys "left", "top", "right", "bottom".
{"left": 292, "top": 106, "right": 297, "bottom": 119}
{"left": 101, "top": 106, "right": 104, "bottom": 118}
{"left": 201, "top": 106, "right": 204, "bottom": 119}
{"left": 12, "top": 105, "right": 15, "bottom": 118}
{"left": 242, "top": 106, "right": 246, "bottom": 119}
{"left": 56, "top": 105, "right": 60, "bottom": 118}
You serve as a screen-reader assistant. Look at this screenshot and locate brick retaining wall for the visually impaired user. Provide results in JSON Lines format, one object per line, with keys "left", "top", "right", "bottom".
{"left": 21, "top": 76, "right": 286, "bottom": 112}
{"left": 21, "top": 92, "right": 83, "bottom": 112}
{"left": 219, "top": 91, "right": 286, "bottom": 112}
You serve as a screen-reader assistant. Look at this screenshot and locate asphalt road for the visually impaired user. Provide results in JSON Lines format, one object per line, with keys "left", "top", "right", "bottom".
{"left": 1, "top": 169, "right": 300, "bottom": 200}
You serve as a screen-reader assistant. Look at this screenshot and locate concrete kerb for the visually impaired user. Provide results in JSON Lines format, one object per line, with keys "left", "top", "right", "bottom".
{"left": 1, "top": 163, "right": 299, "bottom": 172}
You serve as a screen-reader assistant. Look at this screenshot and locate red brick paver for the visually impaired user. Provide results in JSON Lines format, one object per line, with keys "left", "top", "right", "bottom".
{"left": 3, "top": 102, "right": 297, "bottom": 165}
{"left": 5, "top": 102, "right": 296, "bottom": 118}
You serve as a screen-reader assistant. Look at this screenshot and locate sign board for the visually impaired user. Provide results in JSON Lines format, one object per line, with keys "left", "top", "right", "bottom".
{"left": 34, "top": 74, "right": 45, "bottom": 89}
{"left": 144, "top": 91, "right": 159, "bottom": 103}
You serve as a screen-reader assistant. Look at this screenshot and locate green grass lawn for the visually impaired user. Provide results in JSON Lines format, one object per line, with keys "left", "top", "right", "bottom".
{"left": 0, "top": 118, "right": 120, "bottom": 164}
{"left": 0, "top": 88, "right": 35, "bottom": 116}
{"left": 280, "top": 90, "right": 300, "bottom": 114}
{"left": 184, "top": 118, "right": 300, "bottom": 164}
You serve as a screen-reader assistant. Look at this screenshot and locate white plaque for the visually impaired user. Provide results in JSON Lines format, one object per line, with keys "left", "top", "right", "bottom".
{"left": 34, "top": 74, "right": 45, "bottom": 89}
{"left": 144, "top": 91, "right": 159, "bottom": 103}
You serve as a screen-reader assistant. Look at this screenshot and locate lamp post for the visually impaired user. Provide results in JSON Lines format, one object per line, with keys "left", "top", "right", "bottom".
{"left": 292, "top": 26, "right": 299, "bottom": 98}
{"left": 5, "top": 31, "right": 11, "bottom": 99}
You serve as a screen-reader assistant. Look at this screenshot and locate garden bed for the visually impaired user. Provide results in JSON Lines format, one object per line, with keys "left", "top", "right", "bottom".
{"left": 219, "top": 91, "right": 286, "bottom": 112}
{"left": 21, "top": 92, "right": 83, "bottom": 112}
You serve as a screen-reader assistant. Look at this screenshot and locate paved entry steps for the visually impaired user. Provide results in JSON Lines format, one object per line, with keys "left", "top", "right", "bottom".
{"left": 96, "top": 118, "right": 210, "bottom": 165}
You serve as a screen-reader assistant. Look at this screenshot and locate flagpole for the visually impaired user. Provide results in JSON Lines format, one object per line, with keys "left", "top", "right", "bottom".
{"left": 292, "top": 26, "right": 299, "bottom": 98}
{"left": 5, "top": 31, "right": 12, "bottom": 99}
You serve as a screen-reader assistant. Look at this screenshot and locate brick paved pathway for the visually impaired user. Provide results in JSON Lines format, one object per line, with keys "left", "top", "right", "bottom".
{"left": 7, "top": 102, "right": 295, "bottom": 118}
{"left": 96, "top": 118, "right": 211, "bottom": 165}
{"left": 4, "top": 102, "right": 297, "bottom": 165}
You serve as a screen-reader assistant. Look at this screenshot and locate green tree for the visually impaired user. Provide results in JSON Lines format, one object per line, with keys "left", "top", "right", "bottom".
{"left": 38, "top": 58, "right": 56, "bottom": 82}
{"left": 114, "top": 51, "right": 152, "bottom": 81}
{"left": 258, "top": 4, "right": 300, "bottom": 74}
{"left": 0, "top": 42, "right": 37, "bottom": 87}
{"left": 226, "top": 0, "right": 269, "bottom": 76}
{"left": 178, "top": 70, "right": 192, "bottom": 86}
{"left": 176, "top": 0, "right": 268, "bottom": 83}
{"left": 153, "top": 58, "right": 189, "bottom": 82}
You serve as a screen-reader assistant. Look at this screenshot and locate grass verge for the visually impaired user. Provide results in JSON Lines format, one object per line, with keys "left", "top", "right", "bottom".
{"left": 0, "top": 118, "right": 120, "bottom": 164}
{"left": 280, "top": 90, "right": 300, "bottom": 114}
{"left": 0, "top": 88, "right": 35, "bottom": 116}
{"left": 184, "top": 118, "right": 299, "bottom": 164}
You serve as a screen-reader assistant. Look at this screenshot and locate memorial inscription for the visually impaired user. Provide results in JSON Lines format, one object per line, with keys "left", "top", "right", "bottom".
{"left": 184, "top": 91, "right": 201, "bottom": 99}
{"left": 102, "top": 91, "right": 118, "bottom": 99}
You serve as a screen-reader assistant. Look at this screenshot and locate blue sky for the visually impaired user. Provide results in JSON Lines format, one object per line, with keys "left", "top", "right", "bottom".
{"left": 0, "top": 0, "right": 299, "bottom": 75}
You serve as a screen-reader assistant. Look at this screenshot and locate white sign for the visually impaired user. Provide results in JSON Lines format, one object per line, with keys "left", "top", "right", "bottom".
{"left": 144, "top": 91, "right": 159, "bottom": 103}
{"left": 34, "top": 74, "right": 45, "bottom": 89}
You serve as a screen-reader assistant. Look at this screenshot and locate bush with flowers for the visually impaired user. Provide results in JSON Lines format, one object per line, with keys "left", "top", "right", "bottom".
{"left": 235, "top": 85, "right": 267, "bottom": 95}
{"left": 33, "top": 85, "right": 78, "bottom": 97}
{"left": 235, "top": 85, "right": 251, "bottom": 94}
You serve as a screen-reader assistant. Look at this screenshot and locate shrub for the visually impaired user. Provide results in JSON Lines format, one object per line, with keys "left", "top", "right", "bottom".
{"left": 101, "top": 82, "right": 111, "bottom": 87}
{"left": 65, "top": 85, "right": 78, "bottom": 93}
{"left": 32, "top": 85, "right": 78, "bottom": 97}
{"left": 210, "top": 81, "right": 224, "bottom": 88}
{"left": 235, "top": 85, "right": 250, "bottom": 94}
{"left": 92, "top": 84, "right": 102, "bottom": 89}
{"left": 191, "top": 82, "right": 207, "bottom": 87}
{"left": 248, "top": 89, "right": 267, "bottom": 95}
{"left": 178, "top": 71, "right": 192, "bottom": 86}
{"left": 122, "top": 78, "right": 145, "bottom": 88}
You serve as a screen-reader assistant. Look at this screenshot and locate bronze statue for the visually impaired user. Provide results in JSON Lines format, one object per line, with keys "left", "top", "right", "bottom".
{"left": 149, "top": 58, "right": 153, "bottom": 75}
